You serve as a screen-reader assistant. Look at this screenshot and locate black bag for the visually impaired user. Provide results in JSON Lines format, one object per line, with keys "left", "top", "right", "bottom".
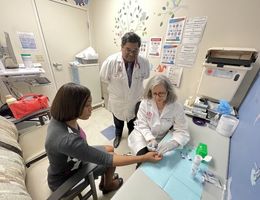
{"left": 0, "top": 103, "right": 14, "bottom": 117}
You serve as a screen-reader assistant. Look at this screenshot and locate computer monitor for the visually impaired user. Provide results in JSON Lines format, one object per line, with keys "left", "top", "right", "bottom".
{"left": 4, "top": 32, "right": 18, "bottom": 65}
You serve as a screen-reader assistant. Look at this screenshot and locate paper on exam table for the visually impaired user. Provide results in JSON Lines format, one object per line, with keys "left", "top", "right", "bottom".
{"left": 140, "top": 134, "right": 208, "bottom": 200}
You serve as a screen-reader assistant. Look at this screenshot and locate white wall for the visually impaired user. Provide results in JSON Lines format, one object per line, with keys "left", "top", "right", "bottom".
{"left": 88, "top": 0, "right": 260, "bottom": 104}
{"left": 0, "top": 0, "right": 56, "bottom": 103}
{"left": 1, "top": 0, "right": 259, "bottom": 106}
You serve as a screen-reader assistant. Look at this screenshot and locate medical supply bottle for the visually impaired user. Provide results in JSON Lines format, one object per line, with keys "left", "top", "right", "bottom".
{"left": 21, "top": 54, "right": 33, "bottom": 68}
{"left": 5, "top": 94, "right": 17, "bottom": 105}
{"left": 191, "top": 143, "right": 208, "bottom": 176}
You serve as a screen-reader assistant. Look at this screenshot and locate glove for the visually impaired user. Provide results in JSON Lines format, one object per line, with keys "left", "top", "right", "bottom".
{"left": 157, "top": 140, "right": 179, "bottom": 155}
{"left": 147, "top": 139, "right": 158, "bottom": 152}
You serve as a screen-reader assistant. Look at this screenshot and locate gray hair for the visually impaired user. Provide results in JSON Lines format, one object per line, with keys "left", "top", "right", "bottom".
{"left": 143, "top": 75, "right": 177, "bottom": 103}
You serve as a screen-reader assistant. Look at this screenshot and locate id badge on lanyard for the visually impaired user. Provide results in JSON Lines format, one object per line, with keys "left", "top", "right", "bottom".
{"left": 146, "top": 111, "right": 153, "bottom": 120}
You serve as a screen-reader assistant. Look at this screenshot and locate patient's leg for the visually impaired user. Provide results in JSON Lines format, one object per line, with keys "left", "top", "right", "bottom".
{"left": 99, "top": 145, "right": 116, "bottom": 190}
{"left": 103, "top": 145, "right": 114, "bottom": 153}
{"left": 102, "top": 166, "right": 123, "bottom": 194}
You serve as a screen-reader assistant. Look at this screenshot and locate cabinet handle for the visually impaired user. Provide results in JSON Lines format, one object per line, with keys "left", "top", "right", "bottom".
{"left": 53, "top": 62, "right": 63, "bottom": 70}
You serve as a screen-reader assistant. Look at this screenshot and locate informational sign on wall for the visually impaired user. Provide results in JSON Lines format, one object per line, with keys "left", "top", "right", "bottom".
{"left": 139, "top": 40, "right": 149, "bottom": 58}
{"left": 17, "top": 32, "right": 37, "bottom": 50}
{"left": 165, "top": 17, "right": 186, "bottom": 44}
{"left": 148, "top": 37, "right": 162, "bottom": 57}
{"left": 177, "top": 45, "right": 199, "bottom": 67}
{"left": 182, "top": 16, "right": 207, "bottom": 44}
{"left": 161, "top": 44, "right": 178, "bottom": 65}
{"left": 167, "top": 66, "right": 183, "bottom": 87}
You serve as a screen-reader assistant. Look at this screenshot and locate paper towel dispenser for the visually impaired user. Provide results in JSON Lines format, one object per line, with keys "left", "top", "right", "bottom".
{"left": 205, "top": 47, "right": 258, "bottom": 67}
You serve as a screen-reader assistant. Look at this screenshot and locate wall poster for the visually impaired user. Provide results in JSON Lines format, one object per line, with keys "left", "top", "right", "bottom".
{"left": 139, "top": 40, "right": 149, "bottom": 58}
{"left": 17, "top": 32, "right": 37, "bottom": 50}
{"left": 167, "top": 66, "right": 183, "bottom": 87}
{"left": 161, "top": 44, "right": 178, "bottom": 65}
{"left": 182, "top": 16, "right": 207, "bottom": 44}
{"left": 177, "top": 45, "right": 198, "bottom": 67}
{"left": 148, "top": 37, "right": 162, "bottom": 57}
{"left": 165, "top": 17, "right": 186, "bottom": 44}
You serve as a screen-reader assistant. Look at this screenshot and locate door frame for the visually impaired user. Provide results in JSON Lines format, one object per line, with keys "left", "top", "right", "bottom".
{"left": 31, "top": 0, "right": 90, "bottom": 91}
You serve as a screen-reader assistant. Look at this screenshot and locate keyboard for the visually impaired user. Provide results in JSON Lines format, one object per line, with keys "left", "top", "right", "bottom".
{"left": 0, "top": 68, "right": 45, "bottom": 76}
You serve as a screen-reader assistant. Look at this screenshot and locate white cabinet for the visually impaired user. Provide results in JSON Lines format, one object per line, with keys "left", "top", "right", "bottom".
{"left": 70, "top": 64, "right": 102, "bottom": 106}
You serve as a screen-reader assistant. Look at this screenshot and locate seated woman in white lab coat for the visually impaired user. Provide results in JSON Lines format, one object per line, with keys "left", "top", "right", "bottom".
{"left": 128, "top": 75, "right": 190, "bottom": 161}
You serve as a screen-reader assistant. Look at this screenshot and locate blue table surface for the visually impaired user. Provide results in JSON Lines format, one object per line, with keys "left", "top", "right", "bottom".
{"left": 140, "top": 134, "right": 208, "bottom": 200}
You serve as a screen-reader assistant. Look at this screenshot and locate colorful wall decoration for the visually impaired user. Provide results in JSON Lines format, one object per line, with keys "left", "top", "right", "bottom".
{"left": 113, "top": 0, "right": 149, "bottom": 46}
{"left": 155, "top": 0, "right": 183, "bottom": 27}
{"left": 59, "top": 0, "right": 89, "bottom": 7}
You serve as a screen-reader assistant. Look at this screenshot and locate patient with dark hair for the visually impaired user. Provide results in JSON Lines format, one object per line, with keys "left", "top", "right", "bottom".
{"left": 45, "top": 82, "right": 162, "bottom": 194}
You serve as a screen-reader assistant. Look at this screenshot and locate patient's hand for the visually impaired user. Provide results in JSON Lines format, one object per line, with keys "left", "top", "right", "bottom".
{"left": 143, "top": 151, "right": 163, "bottom": 162}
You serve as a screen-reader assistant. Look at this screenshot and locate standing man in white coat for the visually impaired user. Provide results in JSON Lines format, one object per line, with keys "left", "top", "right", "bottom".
{"left": 100, "top": 32, "right": 150, "bottom": 148}
{"left": 128, "top": 75, "right": 190, "bottom": 166}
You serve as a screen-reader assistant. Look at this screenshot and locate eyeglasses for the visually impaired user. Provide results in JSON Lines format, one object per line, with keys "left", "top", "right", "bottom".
{"left": 124, "top": 47, "right": 139, "bottom": 55}
{"left": 152, "top": 92, "right": 167, "bottom": 98}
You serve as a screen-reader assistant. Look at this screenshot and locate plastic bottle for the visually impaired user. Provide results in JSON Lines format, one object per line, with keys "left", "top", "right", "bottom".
{"left": 5, "top": 94, "right": 17, "bottom": 105}
{"left": 191, "top": 154, "right": 203, "bottom": 176}
{"left": 21, "top": 54, "right": 33, "bottom": 68}
{"left": 191, "top": 143, "right": 208, "bottom": 176}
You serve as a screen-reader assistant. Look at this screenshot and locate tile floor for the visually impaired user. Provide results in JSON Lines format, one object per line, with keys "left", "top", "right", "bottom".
{"left": 18, "top": 106, "right": 136, "bottom": 200}
{"left": 77, "top": 107, "right": 136, "bottom": 200}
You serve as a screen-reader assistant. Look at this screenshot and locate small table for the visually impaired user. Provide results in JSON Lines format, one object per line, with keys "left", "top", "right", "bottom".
{"left": 112, "top": 116, "right": 230, "bottom": 200}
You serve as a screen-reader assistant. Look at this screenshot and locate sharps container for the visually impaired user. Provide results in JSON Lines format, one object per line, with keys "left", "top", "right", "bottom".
{"left": 21, "top": 54, "right": 33, "bottom": 68}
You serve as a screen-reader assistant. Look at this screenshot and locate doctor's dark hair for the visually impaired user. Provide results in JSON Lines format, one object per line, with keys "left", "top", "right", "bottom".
{"left": 143, "top": 75, "right": 177, "bottom": 103}
{"left": 51, "top": 82, "right": 91, "bottom": 122}
{"left": 121, "top": 32, "right": 141, "bottom": 47}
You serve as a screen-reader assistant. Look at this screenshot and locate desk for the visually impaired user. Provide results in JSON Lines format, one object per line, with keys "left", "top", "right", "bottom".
{"left": 112, "top": 116, "right": 230, "bottom": 200}
{"left": 0, "top": 67, "right": 45, "bottom": 76}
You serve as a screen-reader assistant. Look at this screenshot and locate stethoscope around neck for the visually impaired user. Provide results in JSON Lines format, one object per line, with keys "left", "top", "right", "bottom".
{"left": 114, "top": 58, "right": 142, "bottom": 79}
{"left": 123, "top": 57, "right": 140, "bottom": 68}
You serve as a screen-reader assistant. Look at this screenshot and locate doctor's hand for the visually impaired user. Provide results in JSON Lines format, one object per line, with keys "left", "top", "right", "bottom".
{"left": 157, "top": 140, "right": 179, "bottom": 155}
{"left": 147, "top": 139, "right": 158, "bottom": 152}
{"left": 143, "top": 151, "right": 163, "bottom": 163}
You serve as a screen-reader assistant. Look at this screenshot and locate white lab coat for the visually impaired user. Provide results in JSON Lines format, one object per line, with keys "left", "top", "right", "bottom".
{"left": 100, "top": 52, "right": 150, "bottom": 121}
{"left": 128, "top": 99, "right": 190, "bottom": 155}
